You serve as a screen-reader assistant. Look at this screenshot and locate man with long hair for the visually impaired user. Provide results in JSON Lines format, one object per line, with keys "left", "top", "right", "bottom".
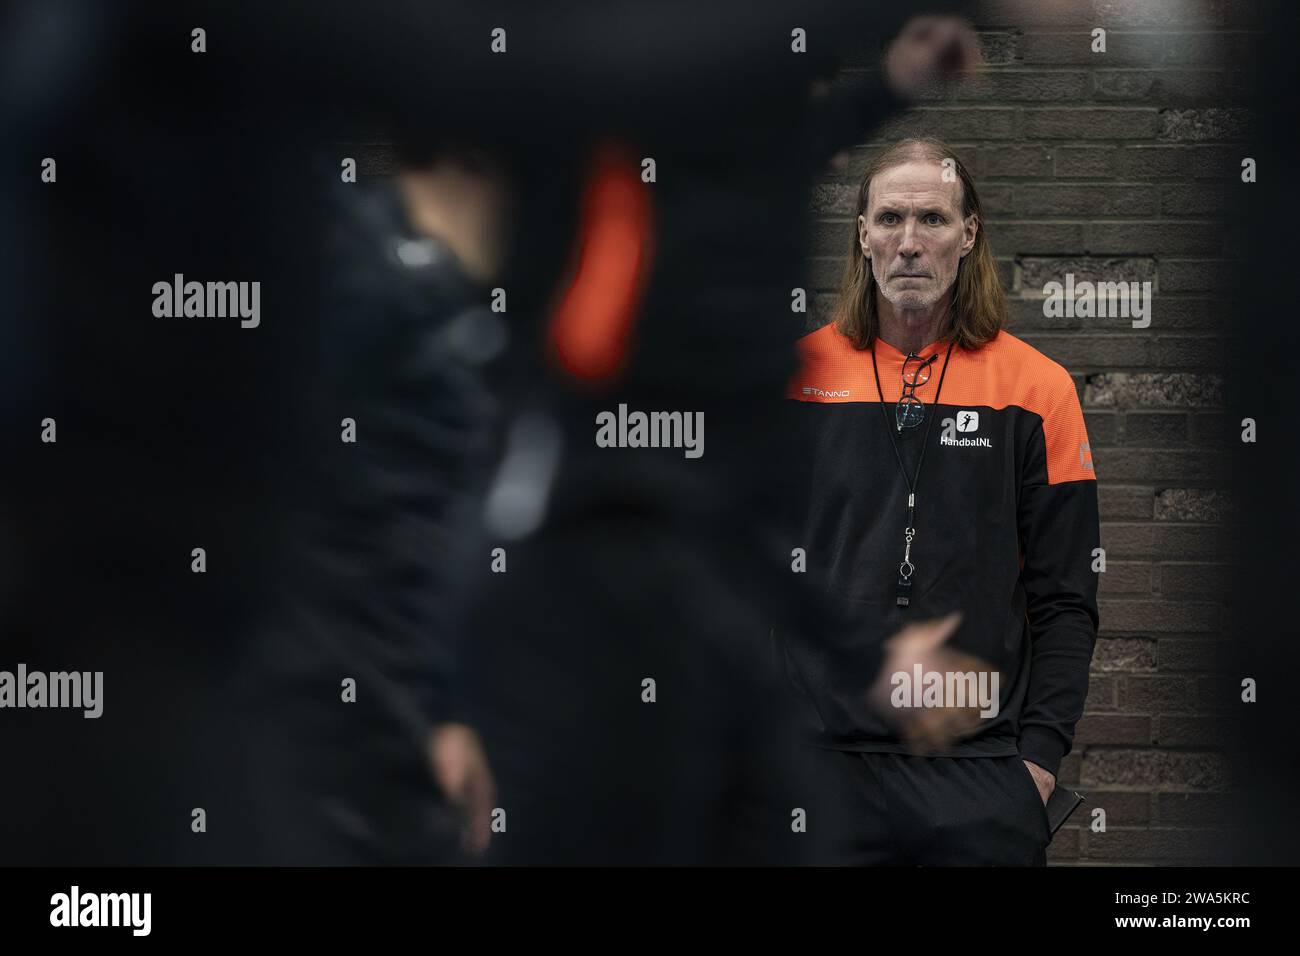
{"left": 780, "top": 138, "right": 1100, "bottom": 865}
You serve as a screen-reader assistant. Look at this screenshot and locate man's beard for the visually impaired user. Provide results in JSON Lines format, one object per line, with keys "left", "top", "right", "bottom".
{"left": 877, "top": 277, "right": 945, "bottom": 311}
{"left": 872, "top": 259, "right": 950, "bottom": 312}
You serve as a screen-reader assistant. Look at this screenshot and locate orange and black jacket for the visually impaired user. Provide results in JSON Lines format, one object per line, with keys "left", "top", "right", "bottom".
{"left": 779, "top": 325, "right": 1100, "bottom": 777}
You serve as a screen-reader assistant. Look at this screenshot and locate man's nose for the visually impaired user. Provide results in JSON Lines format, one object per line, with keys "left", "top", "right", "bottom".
{"left": 897, "top": 221, "right": 922, "bottom": 257}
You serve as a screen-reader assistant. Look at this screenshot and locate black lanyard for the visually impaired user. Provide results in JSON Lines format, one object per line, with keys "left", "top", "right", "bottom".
{"left": 870, "top": 337, "right": 956, "bottom": 609}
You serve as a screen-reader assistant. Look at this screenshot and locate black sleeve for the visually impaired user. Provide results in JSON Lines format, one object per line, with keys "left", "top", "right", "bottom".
{"left": 1015, "top": 380, "right": 1101, "bottom": 777}
{"left": 803, "top": 61, "right": 903, "bottom": 166}
{"left": 802, "top": 0, "right": 982, "bottom": 166}
{"left": 302, "top": 181, "right": 502, "bottom": 734}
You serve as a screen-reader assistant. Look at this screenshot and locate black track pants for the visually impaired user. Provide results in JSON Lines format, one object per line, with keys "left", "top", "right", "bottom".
{"left": 799, "top": 748, "right": 1052, "bottom": 866}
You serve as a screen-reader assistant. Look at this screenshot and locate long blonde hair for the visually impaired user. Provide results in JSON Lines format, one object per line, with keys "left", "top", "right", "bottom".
{"left": 835, "top": 137, "right": 1006, "bottom": 351}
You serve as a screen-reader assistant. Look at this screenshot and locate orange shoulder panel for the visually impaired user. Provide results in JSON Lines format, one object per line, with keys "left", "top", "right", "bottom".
{"left": 788, "top": 327, "right": 1094, "bottom": 484}
{"left": 786, "top": 323, "right": 877, "bottom": 401}
{"left": 984, "top": 333, "right": 1095, "bottom": 485}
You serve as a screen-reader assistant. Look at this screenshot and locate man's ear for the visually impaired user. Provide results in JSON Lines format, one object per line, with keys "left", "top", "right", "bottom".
{"left": 959, "top": 213, "right": 978, "bottom": 258}
{"left": 857, "top": 214, "right": 870, "bottom": 257}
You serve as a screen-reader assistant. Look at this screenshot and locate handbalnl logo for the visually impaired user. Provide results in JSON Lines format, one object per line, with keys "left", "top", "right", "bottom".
{"left": 940, "top": 410, "right": 991, "bottom": 448}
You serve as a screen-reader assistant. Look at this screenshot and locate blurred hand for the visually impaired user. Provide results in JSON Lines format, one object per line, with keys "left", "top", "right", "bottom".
{"left": 398, "top": 154, "right": 511, "bottom": 284}
{"left": 884, "top": 16, "right": 982, "bottom": 101}
{"left": 427, "top": 722, "right": 496, "bottom": 857}
{"left": 865, "top": 611, "right": 995, "bottom": 753}
{"left": 1023, "top": 758, "right": 1056, "bottom": 805}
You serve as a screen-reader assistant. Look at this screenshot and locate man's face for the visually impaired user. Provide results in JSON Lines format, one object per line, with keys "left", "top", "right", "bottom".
{"left": 857, "top": 160, "right": 978, "bottom": 312}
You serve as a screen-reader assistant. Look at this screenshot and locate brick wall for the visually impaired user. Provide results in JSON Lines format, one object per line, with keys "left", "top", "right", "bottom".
{"left": 808, "top": 0, "right": 1257, "bottom": 864}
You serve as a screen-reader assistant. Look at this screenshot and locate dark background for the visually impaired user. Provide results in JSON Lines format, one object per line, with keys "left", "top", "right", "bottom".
{"left": 2, "top": 0, "right": 1297, "bottom": 867}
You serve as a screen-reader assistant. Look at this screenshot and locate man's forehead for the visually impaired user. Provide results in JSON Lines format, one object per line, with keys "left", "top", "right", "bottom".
{"left": 867, "top": 161, "right": 962, "bottom": 210}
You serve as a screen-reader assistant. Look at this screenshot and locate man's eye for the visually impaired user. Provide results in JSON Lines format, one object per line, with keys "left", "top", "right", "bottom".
{"left": 925, "top": 214, "right": 943, "bottom": 225}
{"left": 880, "top": 213, "right": 898, "bottom": 224}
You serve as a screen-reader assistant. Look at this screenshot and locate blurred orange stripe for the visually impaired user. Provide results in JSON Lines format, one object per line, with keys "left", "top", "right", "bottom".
{"left": 548, "top": 142, "right": 654, "bottom": 386}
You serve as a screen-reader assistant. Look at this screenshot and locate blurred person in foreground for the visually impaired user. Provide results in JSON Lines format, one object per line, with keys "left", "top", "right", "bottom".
{"left": 453, "top": 8, "right": 991, "bottom": 865}
{"left": 243, "top": 150, "right": 509, "bottom": 863}
{"left": 0, "top": 1, "right": 509, "bottom": 862}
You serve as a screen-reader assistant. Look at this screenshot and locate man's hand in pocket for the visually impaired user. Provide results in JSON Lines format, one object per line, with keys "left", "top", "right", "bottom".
{"left": 1023, "top": 758, "right": 1056, "bottom": 805}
